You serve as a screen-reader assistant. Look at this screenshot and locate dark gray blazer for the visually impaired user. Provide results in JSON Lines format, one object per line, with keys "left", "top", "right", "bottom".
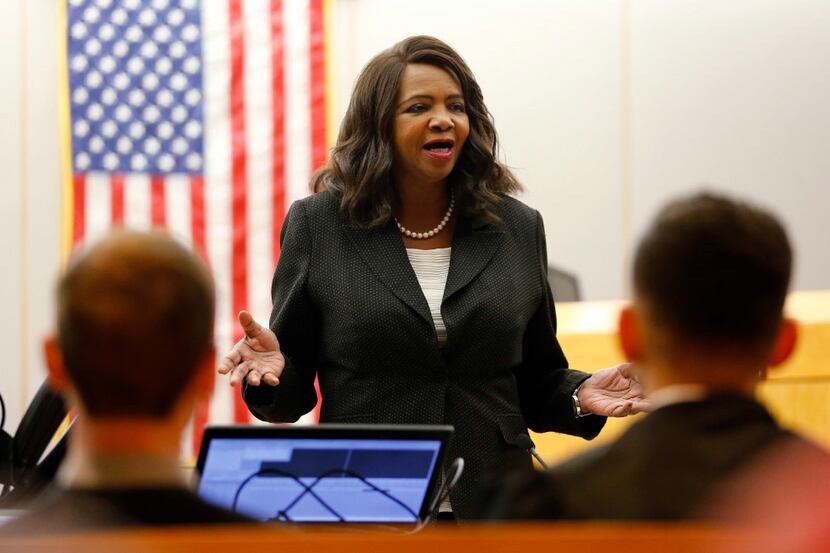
{"left": 488, "top": 395, "right": 804, "bottom": 521}
{"left": 243, "top": 190, "right": 605, "bottom": 519}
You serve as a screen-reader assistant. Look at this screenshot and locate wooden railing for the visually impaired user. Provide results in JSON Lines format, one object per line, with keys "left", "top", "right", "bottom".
{"left": 533, "top": 290, "right": 830, "bottom": 463}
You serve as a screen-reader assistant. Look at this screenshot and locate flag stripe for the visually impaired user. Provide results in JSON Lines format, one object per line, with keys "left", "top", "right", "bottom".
{"left": 228, "top": 0, "right": 251, "bottom": 424}
{"left": 202, "top": 0, "right": 235, "bottom": 429}
{"left": 111, "top": 174, "right": 125, "bottom": 225}
{"left": 190, "top": 174, "right": 210, "bottom": 457}
{"left": 72, "top": 174, "right": 85, "bottom": 246}
{"left": 309, "top": 0, "right": 326, "bottom": 172}
{"left": 244, "top": 0, "right": 275, "bottom": 330}
{"left": 151, "top": 176, "right": 166, "bottom": 227}
{"left": 86, "top": 173, "right": 111, "bottom": 245}
{"left": 271, "top": 0, "right": 286, "bottom": 266}
{"left": 284, "top": 0, "right": 311, "bottom": 206}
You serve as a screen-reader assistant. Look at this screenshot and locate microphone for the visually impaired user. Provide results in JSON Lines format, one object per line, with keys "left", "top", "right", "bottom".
{"left": 515, "top": 434, "right": 549, "bottom": 471}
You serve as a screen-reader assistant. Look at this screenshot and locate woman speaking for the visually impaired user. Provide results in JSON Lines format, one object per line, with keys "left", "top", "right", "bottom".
{"left": 218, "top": 36, "right": 646, "bottom": 521}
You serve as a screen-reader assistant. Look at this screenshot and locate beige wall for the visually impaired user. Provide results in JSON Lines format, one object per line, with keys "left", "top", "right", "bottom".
{"left": 2, "top": 0, "right": 829, "bottom": 433}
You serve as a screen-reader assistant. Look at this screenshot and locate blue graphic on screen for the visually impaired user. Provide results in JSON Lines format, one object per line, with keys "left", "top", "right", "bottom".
{"left": 198, "top": 438, "right": 442, "bottom": 522}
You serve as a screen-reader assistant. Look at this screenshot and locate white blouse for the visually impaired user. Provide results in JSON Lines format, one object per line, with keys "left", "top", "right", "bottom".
{"left": 405, "top": 247, "right": 451, "bottom": 346}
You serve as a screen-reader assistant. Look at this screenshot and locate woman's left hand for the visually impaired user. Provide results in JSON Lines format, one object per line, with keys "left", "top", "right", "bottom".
{"left": 578, "top": 363, "right": 650, "bottom": 417}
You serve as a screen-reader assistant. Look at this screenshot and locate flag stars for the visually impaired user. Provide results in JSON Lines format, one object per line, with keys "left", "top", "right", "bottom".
{"left": 142, "top": 73, "right": 160, "bottom": 91}
{"left": 167, "top": 9, "right": 185, "bottom": 27}
{"left": 75, "top": 152, "right": 91, "bottom": 170}
{"left": 101, "top": 88, "right": 118, "bottom": 106}
{"left": 71, "top": 55, "right": 88, "bottom": 72}
{"left": 88, "top": 136, "right": 105, "bottom": 154}
{"left": 113, "top": 40, "right": 130, "bottom": 58}
{"left": 183, "top": 56, "right": 200, "bottom": 74}
{"left": 113, "top": 72, "right": 130, "bottom": 90}
{"left": 129, "top": 121, "right": 146, "bottom": 140}
{"left": 73, "top": 120, "right": 90, "bottom": 138}
{"left": 126, "top": 56, "right": 145, "bottom": 75}
{"left": 158, "top": 154, "right": 175, "bottom": 172}
{"left": 154, "top": 26, "right": 173, "bottom": 44}
{"left": 98, "top": 23, "right": 116, "bottom": 42}
{"left": 182, "top": 24, "right": 199, "bottom": 42}
{"left": 156, "top": 89, "right": 174, "bottom": 108}
{"left": 171, "top": 106, "right": 188, "bottom": 124}
{"left": 131, "top": 153, "right": 148, "bottom": 171}
{"left": 170, "top": 73, "right": 188, "bottom": 91}
{"left": 171, "top": 136, "right": 188, "bottom": 155}
{"left": 155, "top": 57, "right": 173, "bottom": 75}
{"left": 96, "top": 0, "right": 113, "bottom": 9}
{"left": 101, "top": 120, "right": 118, "bottom": 138}
{"left": 138, "top": 9, "right": 157, "bottom": 27}
{"left": 186, "top": 153, "right": 202, "bottom": 171}
{"left": 115, "top": 104, "right": 133, "bottom": 123}
{"left": 72, "top": 87, "right": 89, "bottom": 104}
{"left": 116, "top": 136, "right": 133, "bottom": 154}
{"left": 87, "top": 103, "right": 104, "bottom": 121}
{"left": 111, "top": 8, "right": 128, "bottom": 26}
{"left": 158, "top": 121, "right": 175, "bottom": 140}
{"left": 169, "top": 41, "right": 186, "bottom": 59}
{"left": 152, "top": 0, "right": 171, "bottom": 10}
{"left": 103, "top": 152, "right": 119, "bottom": 171}
{"left": 100, "top": 55, "right": 116, "bottom": 74}
{"left": 143, "top": 106, "right": 161, "bottom": 124}
{"left": 144, "top": 137, "right": 162, "bottom": 156}
{"left": 140, "top": 41, "right": 160, "bottom": 59}
{"left": 184, "top": 120, "right": 202, "bottom": 139}
{"left": 71, "top": 22, "right": 87, "bottom": 40}
{"left": 85, "top": 70, "right": 103, "bottom": 89}
{"left": 128, "top": 89, "right": 146, "bottom": 108}
{"left": 83, "top": 6, "right": 101, "bottom": 24}
{"left": 184, "top": 89, "right": 201, "bottom": 106}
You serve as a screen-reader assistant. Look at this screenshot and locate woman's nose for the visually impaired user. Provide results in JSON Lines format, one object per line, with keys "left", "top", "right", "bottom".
{"left": 429, "top": 109, "right": 455, "bottom": 131}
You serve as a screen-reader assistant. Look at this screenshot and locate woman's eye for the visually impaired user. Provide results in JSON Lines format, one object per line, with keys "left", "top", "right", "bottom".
{"left": 405, "top": 104, "right": 427, "bottom": 113}
{"left": 450, "top": 103, "right": 466, "bottom": 112}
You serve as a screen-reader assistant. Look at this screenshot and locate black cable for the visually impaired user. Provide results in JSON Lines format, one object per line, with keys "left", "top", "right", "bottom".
{"left": 232, "top": 468, "right": 343, "bottom": 521}
{"left": 283, "top": 468, "right": 419, "bottom": 522}
{"left": 0, "top": 392, "right": 6, "bottom": 433}
{"left": 231, "top": 466, "right": 420, "bottom": 522}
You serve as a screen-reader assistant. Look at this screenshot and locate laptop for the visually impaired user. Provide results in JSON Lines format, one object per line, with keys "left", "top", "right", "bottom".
{"left": 195, "top": 424, "right": 453, "bottom": 524}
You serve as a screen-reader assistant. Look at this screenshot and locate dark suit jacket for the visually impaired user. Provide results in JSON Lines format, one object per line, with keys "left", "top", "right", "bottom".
{"left": 243, "top": 190, "right": 605, "bottom": 519}
{"left": 488, "top": 394, "right": 802, "bottom": 521}
{"left": 1, "top": 486, "right": 252, "bottom": 535}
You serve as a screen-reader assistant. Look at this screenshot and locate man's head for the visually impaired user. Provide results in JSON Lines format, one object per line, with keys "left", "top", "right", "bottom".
{"left": 620, "top": 192, "right": 796, "bottom": 388}
{"left": 45, "top": 231, "right": 215, "bottom": 419}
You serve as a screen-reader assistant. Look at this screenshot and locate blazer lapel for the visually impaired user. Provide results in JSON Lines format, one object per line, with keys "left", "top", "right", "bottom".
{"left": 443, "top": 215, "right": 505, "bottom": 301}
{"left": 344, "top": 220, "right": 433, "bottom": 325}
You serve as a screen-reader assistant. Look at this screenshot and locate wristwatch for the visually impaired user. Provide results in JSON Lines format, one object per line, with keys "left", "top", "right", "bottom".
{"left": 572, "top": 385, "right": 590, "bottom": 418}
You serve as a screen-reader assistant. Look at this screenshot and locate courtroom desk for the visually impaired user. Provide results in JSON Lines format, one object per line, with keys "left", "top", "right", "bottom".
{"left": 531, "top": 290, "right": 830, "bottom": 464}
{"left": 0, "top": 523, "right": 764, "bottom": 553}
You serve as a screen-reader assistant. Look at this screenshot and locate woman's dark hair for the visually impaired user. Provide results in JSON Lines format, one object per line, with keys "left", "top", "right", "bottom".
{"left": 312, "top": 35, "right": 521, "bottom": 226}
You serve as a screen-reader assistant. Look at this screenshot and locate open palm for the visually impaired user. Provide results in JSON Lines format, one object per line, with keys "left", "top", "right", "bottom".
{"left": 579, "top": 363, "right": 649, "bottom": 417}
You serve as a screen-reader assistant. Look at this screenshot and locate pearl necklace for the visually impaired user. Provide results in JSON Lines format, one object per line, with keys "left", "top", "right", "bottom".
{"left": 395, "top": 191, "right": 455, "bottom": 240}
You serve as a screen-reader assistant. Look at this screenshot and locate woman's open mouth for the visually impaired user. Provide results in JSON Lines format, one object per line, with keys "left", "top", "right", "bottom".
{"left": 423, "top": 139, "right": 455, "bottom": 160}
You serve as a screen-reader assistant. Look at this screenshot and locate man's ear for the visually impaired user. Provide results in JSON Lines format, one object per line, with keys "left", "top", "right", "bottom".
{"left": 194, "top": 344, "right": 216, "bottom": 398}
{"left": 769, "top": 318, "right": 797, "bottom": 367}
{"left": 43, "top": 336, "right": 70, "bottom": 392}
{"left": 618, "top": 305, "right": 642, "bottom": 362}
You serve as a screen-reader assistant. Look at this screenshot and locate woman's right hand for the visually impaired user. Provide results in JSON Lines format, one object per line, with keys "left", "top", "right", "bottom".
{"left": 217, "top": 310, "right": 285, "bottom": 387}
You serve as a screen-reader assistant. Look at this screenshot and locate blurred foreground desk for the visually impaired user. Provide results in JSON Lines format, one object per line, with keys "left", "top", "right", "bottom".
{"left": 532, "top": 290, "right": 830, "bottom": 464}
{"left": 0, "top": 524, "right": 763, "bottom": 553}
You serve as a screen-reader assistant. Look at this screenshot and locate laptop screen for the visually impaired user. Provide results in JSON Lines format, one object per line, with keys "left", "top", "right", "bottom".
{"left": 195, "top": 425, "right": 453, "bottom": 523}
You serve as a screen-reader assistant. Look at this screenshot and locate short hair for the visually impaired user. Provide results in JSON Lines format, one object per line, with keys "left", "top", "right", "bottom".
{"left": 56, "top": 231, "right": 214, "bottom": 418}
{"left": 312, "top": 35, "right": 521, "bottom": 227}
{"left": 633, "top": 192, "right": 792, "bottom": 350}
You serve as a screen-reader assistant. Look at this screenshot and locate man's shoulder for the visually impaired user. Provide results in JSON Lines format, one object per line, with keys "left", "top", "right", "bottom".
{"left": 1, "top": 487, "right": 252, "bottom": 536}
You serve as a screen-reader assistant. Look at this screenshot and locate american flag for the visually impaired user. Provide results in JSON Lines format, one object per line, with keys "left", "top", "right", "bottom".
{"left": 61, "top": 0, "right": 329, "bottom": 456}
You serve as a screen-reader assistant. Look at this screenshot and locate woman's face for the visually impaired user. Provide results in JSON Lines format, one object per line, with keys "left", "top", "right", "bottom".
{"left": 392, "top": 63, "right": 470, "bottom": 188}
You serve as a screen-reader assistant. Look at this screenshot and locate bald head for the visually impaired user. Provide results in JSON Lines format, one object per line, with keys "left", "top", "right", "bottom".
{"left": 57, "top": 231, "right": 214, "bottom": 418}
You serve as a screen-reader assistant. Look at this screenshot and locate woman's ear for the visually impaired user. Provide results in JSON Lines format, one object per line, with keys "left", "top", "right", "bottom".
{"left": 618, "top": 305, "right": 642, "bottom": 362}
{"left": 43, "top": 336, "right": 70, "bottom": 392}
{"left": 769, "top": 318, "right": 797, "bottom": 368}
